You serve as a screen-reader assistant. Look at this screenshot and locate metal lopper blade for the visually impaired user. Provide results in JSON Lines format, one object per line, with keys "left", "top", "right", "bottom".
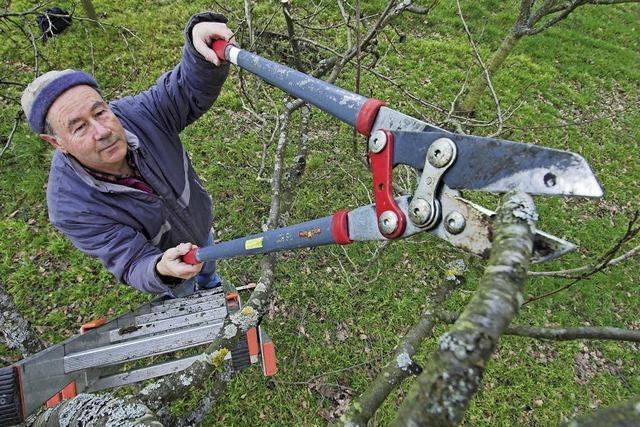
{"left": 392, "top": 131, "right": 604, "bottom": 197}
{"left": 347, "top": 192, "right": 576, "bottom": 263}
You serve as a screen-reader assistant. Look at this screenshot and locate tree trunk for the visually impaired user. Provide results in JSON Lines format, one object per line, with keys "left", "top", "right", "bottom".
{"left": 456, "top": 29, "right": 523, "bottom": 114}
{"left": 393, "top": 192, "right": 537, "bottom": 426}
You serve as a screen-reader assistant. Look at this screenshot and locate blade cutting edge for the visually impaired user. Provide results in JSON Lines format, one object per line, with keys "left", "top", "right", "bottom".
{"left": 392, "top": 131, "right": 604, "bottom": 198}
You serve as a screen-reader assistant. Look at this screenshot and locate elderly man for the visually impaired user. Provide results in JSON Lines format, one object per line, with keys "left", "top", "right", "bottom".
{"left": 20, "top": 12, "right": 233, "bottom": 296}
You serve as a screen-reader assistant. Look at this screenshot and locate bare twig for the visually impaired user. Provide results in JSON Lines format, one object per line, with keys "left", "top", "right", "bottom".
{"left": 337, "top": 0, "right": 353, "bottom": 49}
{"left": 281, "top": 0, "right": 306, "bottom": 72}
{"left": 526, "top": 212, "right": 640, "bottom": 303}
{"left": 337, "top": 261, "right": 467, "bottom": 426}
{"left": 456, "top": 0, "right": 503, "bottom": 136}
{"left": 0, "top": 110, "right": 23, "bottom": 159}
{"left": 505, "top": 325, "right": 640, "bottom": 343}
{"left": 438, "top": 312, "right": 640, "bottom": 343}
{"left": 530, "top": 243, "right": 640, "bottom": 278}
{"left": 352, "top": 0, "right": 362, "bottom": 155}
{"left": 243, "top": 0, "right": 254, "bottom": 50}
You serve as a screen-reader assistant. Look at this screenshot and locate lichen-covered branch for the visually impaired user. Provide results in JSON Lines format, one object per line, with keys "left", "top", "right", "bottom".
{"left": 563, "top": 398, "right": 640, "bottom": 427}
{"left": 335, "top": 261, "right": 467, "bottom": 427}
{"left": 393, "top": 192, "right": 537, "bottom": 426}
{"left": 506, "top": 325, "right": 640, "bottom": 343}
{"left": 438, "top": 312, "right": 640, "bottom": 343}
{"left": 30, "top": 393, "right": 162, "bottom": 427}
{"left": 0, "top": 283, "right": 44, "bottom": 357}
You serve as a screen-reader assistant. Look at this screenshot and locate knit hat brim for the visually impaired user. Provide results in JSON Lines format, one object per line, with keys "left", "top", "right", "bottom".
{"left": 23, "top": 70, "right": 100, "bottom": 134}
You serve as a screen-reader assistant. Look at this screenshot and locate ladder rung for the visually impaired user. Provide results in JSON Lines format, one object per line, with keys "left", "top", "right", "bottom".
{"left": 85, "top": 355, "right": 200, "bottom": 392}
{"left": 148, "top": 288, "right": 225, "bottom": 313}
{"left": 64, "top": 322, "right": 223, "bottom": 372}
{"left": 136, "top": 298, "right": 225, "bottom": 324}
{"left": 111, "top": 307, "right": 228, "bottom": 343}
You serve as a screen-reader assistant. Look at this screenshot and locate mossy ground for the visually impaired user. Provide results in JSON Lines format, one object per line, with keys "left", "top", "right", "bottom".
{"left": 1, "top": 1, "right": 638, "bottom": 425}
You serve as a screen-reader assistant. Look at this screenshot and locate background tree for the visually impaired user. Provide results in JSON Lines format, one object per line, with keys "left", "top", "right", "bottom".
{"left": 454, "top": 0, "right": 640, "bottom": 115}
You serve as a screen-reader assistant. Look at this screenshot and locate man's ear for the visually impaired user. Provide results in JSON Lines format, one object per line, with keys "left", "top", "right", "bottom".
{"left": 39, "top": 133, "right": 66, "bottom": 153}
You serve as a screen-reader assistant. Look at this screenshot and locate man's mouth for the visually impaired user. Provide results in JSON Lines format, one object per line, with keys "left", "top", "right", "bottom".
{"left": 99, "top": 139, "right": 120, "bottom": 152}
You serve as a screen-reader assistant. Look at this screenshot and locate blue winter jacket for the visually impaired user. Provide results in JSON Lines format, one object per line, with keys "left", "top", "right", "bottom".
{"left": 47, "top": 12, "right": 229, "bottom": 294}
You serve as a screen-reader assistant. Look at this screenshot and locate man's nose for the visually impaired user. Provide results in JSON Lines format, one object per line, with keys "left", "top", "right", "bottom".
{"left": 92, "top": 120, "right": 112, "bottom": 140}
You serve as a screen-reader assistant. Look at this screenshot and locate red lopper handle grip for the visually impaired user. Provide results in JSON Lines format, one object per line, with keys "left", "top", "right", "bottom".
{"left": 183, "top": 248, "right": 200, "bottom": 265}
{"left": 211, "top": 39, "right": 230, "bottom": 62}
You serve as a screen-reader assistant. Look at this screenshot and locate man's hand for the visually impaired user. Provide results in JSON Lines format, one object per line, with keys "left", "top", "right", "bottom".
{"left": 156, "top": 242, "right": 203, "bottom": 281}
{"left": 192, "top": 22, "right": 235, "bottom": 66}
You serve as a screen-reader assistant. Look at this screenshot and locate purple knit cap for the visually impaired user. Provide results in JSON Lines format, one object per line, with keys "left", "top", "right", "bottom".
{"left": 22, "top": 70, "right": 100, "bottom": 134}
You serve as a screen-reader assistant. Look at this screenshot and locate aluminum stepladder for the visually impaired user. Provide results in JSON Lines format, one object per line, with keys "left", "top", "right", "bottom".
{"left": 0, "top": 284, "right": 276, "bottom": 426}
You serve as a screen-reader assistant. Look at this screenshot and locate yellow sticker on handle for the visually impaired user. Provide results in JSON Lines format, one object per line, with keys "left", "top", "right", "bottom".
{"left": 245, "top": 237, "right": 264, "bottom": 250}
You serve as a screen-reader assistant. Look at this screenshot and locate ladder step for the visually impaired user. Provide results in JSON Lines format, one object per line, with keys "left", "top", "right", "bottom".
{"left": 112, "top": 307, "right": 227, "bottom": 343}
{"left": 231, "top": 336, "right": 251, "bottom": 371}
{"left": 85, "top": 355, "right": 201, "bottom": 392}
{"left": 136, "top": 298, "right": 225, "bottom": 324}
{"left": 148, "top": 288, "right": 225, "bottom": 313}
{"left": 64, "top": 322, "right": 223, "bottom": 372}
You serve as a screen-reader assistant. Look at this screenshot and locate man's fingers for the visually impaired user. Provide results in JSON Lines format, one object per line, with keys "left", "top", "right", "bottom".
{"left": 165, "top": 243, "right": 195, "bottom": 260}
{"left": 192, "top": 22, "right": 235, "bottom": 65}
{"left": 173, "top": 260, "right": 204, "bottom": 279}
{"left": 194, "top": 37, "right": 221, "bottom": 65}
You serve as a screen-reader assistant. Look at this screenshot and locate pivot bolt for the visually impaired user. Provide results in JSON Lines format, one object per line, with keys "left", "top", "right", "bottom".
{"left": 427, "top": 138, "right": 455, "bottom": 168}
{"left": 409, "top": 198, "right": 432, "bottom": 226}
{"left": 444, "top": 211, "right": 466, "bottom": 235}
{"left": 378, "top": 210, "right": 399, "bottom": 234}
{"left": 369, "top": 130, "right": 387, "bottom": 153}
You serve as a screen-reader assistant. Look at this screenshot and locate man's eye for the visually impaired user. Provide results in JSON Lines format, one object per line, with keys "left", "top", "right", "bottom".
{"left": 96, "top": 109, "right": 106, "bottom": 116}
{"left": 74, "top": 123, "right": 86, "bottom": 134}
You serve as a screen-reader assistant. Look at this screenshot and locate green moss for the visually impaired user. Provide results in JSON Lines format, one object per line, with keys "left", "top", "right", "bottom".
{"left": 1, "top": 0, "right": 638, "bottom": 425}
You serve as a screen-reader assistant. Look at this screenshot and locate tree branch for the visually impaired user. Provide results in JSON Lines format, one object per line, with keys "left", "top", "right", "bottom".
{"left": 336, "top": 260, "right": 467, "bottom": 427}
{"left": 32, "top": 393, "right": 162, "bottom": 426}
{"left": 529, "top": 242, "right": 639, "bottom": 278}
{"left": 0, "top": 109, "right": 23, "bottom": 159}
{"left": 506, "top": 325, "right": 640, "bottom": 343}
{"left": 438, "top": 312, "right": 640, "bottom": 343}
{"left": 563, "top": 398, "right": 640, "bottom": 426}
{"left": 526, "top": 211, "right": 639, "bottom": 303}
{"left": 281, "top": 0, "right": 306, "bottom": 72}
{"left": 243, "top": 0, "right": 254, "bottom": 50}
{"left": 393, "top": 192, "right": 537, "bottom": 426}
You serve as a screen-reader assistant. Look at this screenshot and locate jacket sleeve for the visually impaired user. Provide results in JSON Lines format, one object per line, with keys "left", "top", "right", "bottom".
{"left": 110, "top": 12, "right": 230, "bottom": 136}
{"left": 53, "top": 217, "right": 175, "bottom": 295}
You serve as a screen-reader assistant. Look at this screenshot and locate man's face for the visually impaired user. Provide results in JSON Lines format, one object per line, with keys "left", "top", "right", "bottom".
{"left": 41, "top": 85, "right": 128, "bottom": 174}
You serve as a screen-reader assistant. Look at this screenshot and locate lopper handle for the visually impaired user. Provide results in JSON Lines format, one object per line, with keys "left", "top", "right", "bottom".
{"left": 208, "top": 39, "right": 384, "bottom": 136}
{"left": 183, "top": 248, "right": 200, "bottom": 265}
{"left": 211, "top": 39, "right": 230, "bottom": 62}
